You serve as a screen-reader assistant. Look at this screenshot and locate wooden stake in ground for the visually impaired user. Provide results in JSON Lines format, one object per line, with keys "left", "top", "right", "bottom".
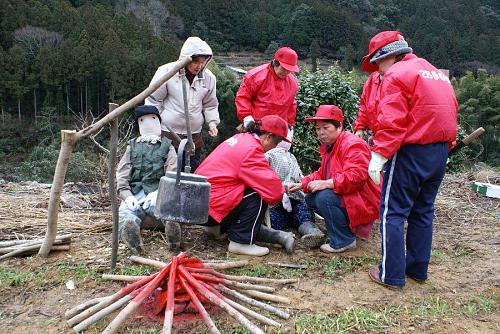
{"left": 38, "top": 56, "right": 192, "bottom": 257}
{"left": 108, "top": 103, "right": 120, "bottom": 272}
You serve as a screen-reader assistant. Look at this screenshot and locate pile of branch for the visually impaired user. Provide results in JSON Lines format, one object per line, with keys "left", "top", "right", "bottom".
{"left": 0, "top": 233, "right": 71, "bottom": 261}
{"left": 66, "top": 253, "right": 296, "bottom": 334}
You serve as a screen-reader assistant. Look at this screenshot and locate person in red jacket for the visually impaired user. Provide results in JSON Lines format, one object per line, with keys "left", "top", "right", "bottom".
{"left": 195, "top": 115, "right": 295, "bottom": 257}
{"left": 235, "top": 47, "right": 300, "bottom": 127}
{"left": 289, "top": 105, "right": 380, "bottom": 253}
{"left": 362, "top": 31, "right": 458, "bottom": 288}
{"left": 353, "top": 71, "right": 381, "bottom": 144}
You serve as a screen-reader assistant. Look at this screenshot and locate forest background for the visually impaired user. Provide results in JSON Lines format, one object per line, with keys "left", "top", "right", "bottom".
{"left": 0, "top": 0, "right": 498, "bottom": 184}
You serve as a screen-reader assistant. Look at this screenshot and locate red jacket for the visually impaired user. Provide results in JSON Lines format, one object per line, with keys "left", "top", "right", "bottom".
{"left": 373, "top": 54, "right": 458, "bottom": 159}
{"left": 235, "top": 64, "right": 298, "bottom": 126}
{"left": 354, "top": 71, "right": 381, "bottom": 132}
{"left": 301, "top": 132, "right": 380, "bottom": 237}
{"left": 195, "top": 133, "right": 284, "bottom": 222}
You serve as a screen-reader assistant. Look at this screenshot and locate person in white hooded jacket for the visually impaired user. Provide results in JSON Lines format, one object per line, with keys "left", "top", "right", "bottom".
{"left": 145, "top": 37, "right": 220, "bottom": 172}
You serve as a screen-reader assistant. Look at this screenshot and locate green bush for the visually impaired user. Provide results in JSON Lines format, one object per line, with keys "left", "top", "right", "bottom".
{"left": 294, "top": 64, "right": 361, "bottom": 173}
{"left": 17, "top": 145, "right": 96, "bottom": 183}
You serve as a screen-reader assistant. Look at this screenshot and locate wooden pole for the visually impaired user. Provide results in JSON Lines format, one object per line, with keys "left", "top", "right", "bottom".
{"left": 108, "top": 103, "right": 119, "bottom": 272}
{"left": 38, "top": 57, "right": 192, "bottom": 257}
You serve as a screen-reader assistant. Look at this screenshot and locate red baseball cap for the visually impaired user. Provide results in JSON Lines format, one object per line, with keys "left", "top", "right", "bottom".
{"left": 304, "top": 105, "right": 344, "bottom": 123}
{"left": 361, "top": 31, "right": 404, "bottom": 72}
{"left": 260, "top": 115, "right": 291, "bottom": 142}
{"left": 274, "top": 47, "right": 300, "bottom": 73}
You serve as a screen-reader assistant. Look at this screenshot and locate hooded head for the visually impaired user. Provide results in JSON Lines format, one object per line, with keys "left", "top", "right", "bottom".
{"left": 179, "top": 37, "right": 213, "bottom": 76}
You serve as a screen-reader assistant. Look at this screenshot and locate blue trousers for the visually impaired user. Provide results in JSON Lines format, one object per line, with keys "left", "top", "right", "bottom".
{"left": 306, "top": 189, "right": 355, "bottom": 249}
{"left": 378, "top": 143, "right": 447, "bottom": 286}
{"left": 270, "top": 198, "right": 314, "bottom": 230}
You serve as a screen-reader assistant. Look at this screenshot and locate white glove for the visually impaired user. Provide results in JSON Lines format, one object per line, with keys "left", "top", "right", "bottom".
{"left": 142, "top": 190, "right": 158, "bottom": 210}
{"left": 355, "top": 130, "right": 365, "bottom": 137}
{"left": 368, "top": 152, "right": 388, "bottom": 185}
{"left": 282, "top": 193, "right": 292, "bottom": 212}
{"left": 125, "top": 195, "right": 140, "bottom": 211}
{"left": 243, "top": 115, "right": 255, "bottom": 129}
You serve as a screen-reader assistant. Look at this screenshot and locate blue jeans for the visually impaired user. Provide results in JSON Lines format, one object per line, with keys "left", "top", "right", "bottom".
{"left": 270, "top": 198, "right": 314, "bottom": 230}
{"left": 306, "top": 189, "right": 355, "bottom": 249}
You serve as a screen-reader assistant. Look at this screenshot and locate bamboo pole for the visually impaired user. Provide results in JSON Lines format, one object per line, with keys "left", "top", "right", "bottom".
{"left": 38, "top": 57, "right": 192, "bottom": 257}
{"left": 67, "top": 273, "right": 158, "bottom": 327}
{"left": 179, "top": 267, "right": 265, "bottom": 334}
{"left": 216, "top": 285, "right": 290, "bottom": 319}
{"left": 237, "top": 290, "right": 291, "bottom": 304}
{"left": 64, "top": 296, "right": 108, "bottom": 319}
{"left": 108, "top": 103, "right": 119, "bottom": 272}
{"left": 162, "top": 256, "right": 178, "bottom": 334}
{"left": 101, "top": 274, "right": 147, "bottom": 282}
{"left": 72, "top": 294, "right": 133, "bottom": 333}
{"left": 200, "top": 281, "right": 281, "bottom": 328}
{"left": 178, "top": 275, "right": 220, "bottom": 334}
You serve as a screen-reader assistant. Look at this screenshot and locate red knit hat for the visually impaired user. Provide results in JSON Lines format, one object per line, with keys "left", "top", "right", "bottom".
{"left": 304, "top": 105, "right": 344, "bottom": 123}
{"left": 274, "top": 47, "right": 300, "bottom": 73}
{"left": 361, "top": 31, "right": 405, "bottom": 72}
{"left": 260, "top": 115, "right": 291, "bottom": 142}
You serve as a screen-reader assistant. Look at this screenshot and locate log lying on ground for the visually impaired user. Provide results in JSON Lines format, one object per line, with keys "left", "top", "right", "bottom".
{"left": 68, "top": 254, "right": 295, "bottom": 333}
{"left": 0, "top": 234, "right": 72, "bottom": 261}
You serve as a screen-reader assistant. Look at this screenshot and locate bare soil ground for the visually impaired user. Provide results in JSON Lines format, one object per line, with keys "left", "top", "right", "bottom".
{"left": 0, "top": 172, "right": 498, "bottom": 334}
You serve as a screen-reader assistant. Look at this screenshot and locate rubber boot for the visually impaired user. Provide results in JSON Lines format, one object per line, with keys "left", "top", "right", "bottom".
{"left": 297, "top": 221, "right": 325, "bottom": 248}
{"left": 164, "top": 220, "right": 182, "bottom": 250}
{"left": 256, "top": 225, "right": 295, "bottom": 254}
{"left": 228, "top": 241, "right": 269, "bottom": 256}
{"left": 202, "top": 225, "right": 228, "bottom": 241}
{"left": 119, "top": 219, "right": 144, "bottom": 255}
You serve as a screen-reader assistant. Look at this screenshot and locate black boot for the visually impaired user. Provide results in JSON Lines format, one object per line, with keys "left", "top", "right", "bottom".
{"left": 164, "top": 220, "right": 182, "bottom": 250}
{"left": 297, "top": 221, "right": 325, "bottom": 248}
{"left": 119, "top": 219, "right": 144, "bottom": 254}
{"left": 256, "top": 225, "right": 295, "bottom": 254}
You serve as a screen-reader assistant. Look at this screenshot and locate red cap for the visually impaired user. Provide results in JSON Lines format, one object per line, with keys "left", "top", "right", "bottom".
{"left": 260, "top": 115, "right": 291, "bottom": 142}
{"left": 304, "top": 105, "right": 344, "bottom": 123}
{"left": 362, "top": 31, "right": 404, "bottom": 72}
{"left": 274, "top": 47, "right": 300, "bottom": 73}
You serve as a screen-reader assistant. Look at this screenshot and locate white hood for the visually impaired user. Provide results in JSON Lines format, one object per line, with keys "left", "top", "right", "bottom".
{"left": 179, "top": 37, "right": 212, "bottom": 60}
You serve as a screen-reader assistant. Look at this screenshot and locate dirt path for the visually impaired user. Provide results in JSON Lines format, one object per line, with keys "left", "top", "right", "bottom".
{"left": 0, "top": 173, "right": 498, "bottom": 333}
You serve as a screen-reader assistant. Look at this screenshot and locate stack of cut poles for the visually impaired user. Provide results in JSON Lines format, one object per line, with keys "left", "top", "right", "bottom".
{"left": 0, "top": 233, "right": 71, "bottom": 261}
{"left": 66, "top": 252, "right": 297, "bottom": 334}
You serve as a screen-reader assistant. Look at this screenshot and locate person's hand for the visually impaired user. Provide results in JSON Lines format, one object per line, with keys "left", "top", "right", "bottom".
{"left": 368, "top": 152, "right": 388, "bottom": 185}
{"left": 288, "top": 182, "right": 303, "bottom": 192}
{"left": 142, "top": 190, "right": 158, "bottom": 210}
{"left": 208, "top": 121, "right": 218, "bottom": 137}
{"left": 125, "top": 195, "right": 140, "bottom": 211}
{"left": 355, "top": 130, "right": 365, "bottom": 138}
{"left": 307, "top": 179, "right": 334, "bottom": 192}
{"left": 282, "top": 193, "right": 292, "bottom": 212}
{"left": 243, "top": 115, "right": 254, "bottom": 129}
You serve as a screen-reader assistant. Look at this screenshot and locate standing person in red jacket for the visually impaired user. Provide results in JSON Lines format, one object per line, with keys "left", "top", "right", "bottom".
{"left": 289, "top": 105, "right": 380, "bottom": 253}
{"left": 235, "top": 47, "right": 300, "bottom": 128}
{"left": 362, "top": 31, "right": 458, "bottom": 288}
{"left": 196, "top": 115, "right": 295, "bottom": 257}
{"left": 353, "top": 70, "right": 381, "bottom": 143}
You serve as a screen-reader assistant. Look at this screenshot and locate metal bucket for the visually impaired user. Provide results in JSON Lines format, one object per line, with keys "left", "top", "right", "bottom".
{"left": 154, "top": 139, "right": 211, "bottom": 224}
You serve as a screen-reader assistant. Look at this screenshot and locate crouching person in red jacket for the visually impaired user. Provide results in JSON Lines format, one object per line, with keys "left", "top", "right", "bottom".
{"left": 195, "top": 115, "right": 295, "bottom": 256}
{"left": 289, "top": 105, "right": 381, "bottom": 253}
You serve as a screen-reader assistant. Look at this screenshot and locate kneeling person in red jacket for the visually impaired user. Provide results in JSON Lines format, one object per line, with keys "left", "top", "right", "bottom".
{"left": 289, "top": 105, "right": 381, "bottom": 253}
{"left": 196, "top": 115, "right": 295, "bottom": 256}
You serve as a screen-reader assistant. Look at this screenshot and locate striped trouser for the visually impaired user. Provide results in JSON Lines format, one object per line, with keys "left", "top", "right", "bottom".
{"left": 378, "top": 143, "right": 447, "bottom": 286}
